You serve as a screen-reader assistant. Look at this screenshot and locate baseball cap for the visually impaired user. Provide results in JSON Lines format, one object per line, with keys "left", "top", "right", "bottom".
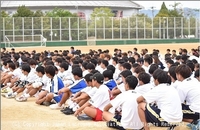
{"left": 90, "top": 72, "right": 104, "bottom": 84}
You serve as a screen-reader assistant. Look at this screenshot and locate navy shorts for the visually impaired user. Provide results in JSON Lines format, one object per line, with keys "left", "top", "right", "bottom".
{"left": 106, "top": 114, "right": 125, "bottom": 130}
{"left": 182, "top": 104, "right": 200, "bottom": 120}
{"left": 145, "top": 104, "right": 171, "bottom": 127}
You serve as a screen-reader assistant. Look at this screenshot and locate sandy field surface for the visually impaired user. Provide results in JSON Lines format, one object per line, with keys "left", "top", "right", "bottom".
{"left": 1, "top": 43, "right": 199, "bottom": 130}
{"left": 4, "top": 43, "right": 200, "bottom": 56}
{"left": 1, "top": 97, "right": 190, "bottom": 130}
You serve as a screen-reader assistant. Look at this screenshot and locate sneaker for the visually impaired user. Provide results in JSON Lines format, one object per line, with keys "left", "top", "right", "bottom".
{"left": 77, "top": 114, "right": 92, "bottom": 121}
{"left": 15, "top": 95, "right": 27, "bottom": 102}
{"left": 42, "top": 101, "right": 52, "bottom": 106}
{"left": 1, "top": 88, "right": 8, "bottom": 93}
{"left": 49, "top": 103, "right": 64, "bottom": 110}
{"left": 6, "top": 92, "right": 16, "bottom": 99}
{"left": 60, "top": 107, "right": 71, "bottom": 112}
{"left": 63, "top": 108, "right": 75, "bottom": 115}
{"left": 191, "top": 119, "right": 200, "bottom": 130}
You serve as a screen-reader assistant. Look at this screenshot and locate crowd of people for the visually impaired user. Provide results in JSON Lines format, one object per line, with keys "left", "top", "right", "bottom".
{"left": 1, "top": 46, "right": 200, "bottom": 130}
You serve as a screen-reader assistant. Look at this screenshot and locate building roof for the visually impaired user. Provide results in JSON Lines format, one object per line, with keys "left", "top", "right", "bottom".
{"left": 1, "top": 1, "right": 144, "bottom": 9}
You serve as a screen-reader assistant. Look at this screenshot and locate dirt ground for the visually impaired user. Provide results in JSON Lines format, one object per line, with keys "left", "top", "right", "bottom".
{"left": 4, "top": 43, "right": 200, "bottom": 56}
{"left": 1, "top": 43, "right": 198, "bottom": 130}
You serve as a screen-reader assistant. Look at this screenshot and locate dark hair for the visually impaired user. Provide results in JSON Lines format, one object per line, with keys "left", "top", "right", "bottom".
{"left": 149, "top": 64, "right": 159, "bottom": 75}
{"left": 166, "top": 59, "right": 174, "bottom": 65}
{"left": 132, "top": 63, "right": 140, "bottom": 68}
{"left": 72, "top": 67, "right": 82, "bottom": 77}
{"left": 134, "top": 66, "right": 145, "bottom": 74}
{"left": 21, "top": 63, "right": 31, "bottom": 73}
{"left": 90, "top": 58, "right": 97, "bottom": 67}
{"left": 84, "top": 73, "right": 93, "bottom": 82}
{"left": 107, "top": 65, "right": 115, "bottom": 74}
{"left": 101, "top": 60, "right": 109, "bottom": 67}
{"left": 72, "top": 64, "right": 80, "bottom": 70}
{"left": 29, "top": 59, "right": 37, "bottom": 66}
{"left": 168, "top": 66, "right": 177, "bottom": 81}
{"left": 36, "top": 66, "right": 45, "bottom": 75}
{"left": 128, "top": 57, "right": 135, "bottom": 65}
{"left": 82, "top": 62, "right": 88, "bottom": 70}
{"left": 153, "top": 69, "right": 171, "bottom": 84}
{"left": 45, "top": 60, "right": 54, "bottom": 66}
{"left": 175, "top": 64, "right": 192, "bottom": 79}
{"left": 60, "top": 62, "right": 69, "bottom": 71}
{"left": 45, "top": 65, "right": 56, "bottom": 77}
{"left": 144, "top": 55, "right": 153, "bottom": 65}
{"left": 122, "top": 62, "right": 132, "bottom": 70}
{"left": 138, "top": 72, "right": 151, "bottom": 84}
{"left": 112, "top": 57, "right": 118, "bottom": 64}
{"left": 186, "top": 62, "right": 195, "bottom": 72}
{"left": 55, "top": 58, "right": 63, "bottom": 64}
{"left": 86, "top": 63, "right": 95, "bottom": 70}
{"left": 120, "top": 70, "right": 132, "bottom": 78}
{"left": 8, "top": 62, "right": 16, "bottom": 70}
{"left": 103, "top": 69, "right": 113, "bottom": 80}
{"left": 125, "top": 75, "right": 138, "bottom": 89}
{"left": 13, "top": 53, "right": 20, "bottom": 61}
{"left": 194, "top": 69, "right": 199, "bottom": 78}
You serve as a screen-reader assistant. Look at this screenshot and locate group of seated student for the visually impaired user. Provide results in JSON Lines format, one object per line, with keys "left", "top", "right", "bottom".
{"left": 1, "top": 46, "right": 200, "bottom": 130}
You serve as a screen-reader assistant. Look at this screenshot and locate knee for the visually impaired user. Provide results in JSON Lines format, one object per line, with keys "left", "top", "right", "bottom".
{"left": 83, "top": 106, "right": 90, "bottom": 114}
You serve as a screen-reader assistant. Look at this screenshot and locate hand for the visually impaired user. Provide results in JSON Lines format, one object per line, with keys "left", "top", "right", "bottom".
{"left": 26, "top": 85, "right": 32, "bottom": 89}
{"left": 58, "top": 89, "right": 64, "bottom": 95}
{"left": 74, "top": 108, "right": 82, "bottom": 117}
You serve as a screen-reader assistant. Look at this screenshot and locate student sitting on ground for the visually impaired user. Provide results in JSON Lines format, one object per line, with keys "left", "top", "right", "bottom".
{"left": 49, "top": 67, "right": 87, "bottom": 109}
{"left": 15, "top": 66, "right": 48, "bottom": 102}
{"left": 4, "top": 63, "right": 37, "bottom": 99}
{"left": 137, "top": 69, "right": 183, "bottom": 130}
{"left": 61, "top": 73, "right": 97, "bottom": 115}
{"left": 103, "top": 75, "right": 144, "bottom": 130}
{"left": 135, "top": 72, "right": 153, "bottom": 95}
{"left": 74, "top": 73, "right": 111, "bottom": 121}
{"left": 103, "top": 70, "right": 117, "bottom": 91}
{"left": 35, "top": 65, "right": 64, "bottom": 106}
{"left": 175, "top": 64, "right": 200, "bottom": 129}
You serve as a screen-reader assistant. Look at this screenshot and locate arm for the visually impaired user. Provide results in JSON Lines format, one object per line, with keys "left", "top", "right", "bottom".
{"left": 74, "top": 101, "right": 91, "bottom": 116}
{"left": 137, "top": 96, "right": 146, "bottom": 104}
{"left": 111, "top": 87, "right": 121, "bottom": 97}
{"left": 104, "top": 103, "right": 113, "bottom": 112}
{"left": 73, "top": 93, "right": 89, "bottom": 102}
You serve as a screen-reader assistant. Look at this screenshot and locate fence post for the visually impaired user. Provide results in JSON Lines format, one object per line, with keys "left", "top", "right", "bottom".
{"left": 78, "top": 17, "right": 79, "bottom": 41}
{"left": 86, "top": 17, "right": 88, "bottom": 40}
{"left": 3, "top": 18, "right": 5, "bottom": 43}
{"left": 103, "top": 17, "right": 105, "bottom": 40}
{"left": 60, "top": 17, "right": 61, "bottom": 41}
{"left": 144, "top": 17, "right": 146, "bottom": 39}
{"left": 167, "top": 17, "right": 168, "bottom": 39}
{"left": 32, "top": 17, "right": 34, "bottom": 42}
{"left": 159, "top": 17, "right": 161, "bottom": 39}
{"left": 136, "top": 17, "right": 138, "bottom": 40}
{"left": 174, "top": 17, "right": 176, "bottom": 39}
{"left": 188, "top": 17, "right": 190, "bottom": 36}
{"left": 112, "top": 17, "right": 113, "bottom": 40}
{"left": 181, "top": 17, "right": 183, "bottom": 38}
{"left": 13, "top": 17, "right": 15, "bottom": 43}
{"left": 95, "top": 17, "right": 96, "bottom": 40}
{"left": 41, "top": 17, "right": 43, "bottom": 38}
{"left": 128, "top": 17, "right": 130, "bottom": 39}
{"left": 152, "top": 17, "right": 153, "bottom": 39}
{"left": 69, "top": 17, "right": 71, "bottom": 41}
{"left": 22, "top": 17, "right": 24, "bottom": 42}
{"left": 50, "top": 17, "right": 52, "bottom": 41}
{"left": 120, "top": 17, "right": 122, "bottom": 40}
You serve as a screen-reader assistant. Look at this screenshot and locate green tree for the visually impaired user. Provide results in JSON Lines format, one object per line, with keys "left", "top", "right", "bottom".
{"left": 169, "top": 2, "right": 183, "bottom": 17}
{"left": 45, "top": 7, "right": 76, "bottom": 17}
{"left": 1, "top": 11, "right": 9, "bottom": 17}
{"left": 90, "top": 7, "right": 114, "bottom": 18}
{"left": 12, "top": 5, "right": 34, "bottom": 17}
{"left": 34, "top": 10, "right": 44, "bottom": 17}
{"left": 156, "top": 2, "right": 169, "bottom": 17}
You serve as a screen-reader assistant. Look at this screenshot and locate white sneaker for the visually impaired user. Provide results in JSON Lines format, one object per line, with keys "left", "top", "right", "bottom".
{"left": 49, "top": 103, "right": 64, "bottom": 110}
{"left": 6, "top": 92, "right": 16, "bottom": 99}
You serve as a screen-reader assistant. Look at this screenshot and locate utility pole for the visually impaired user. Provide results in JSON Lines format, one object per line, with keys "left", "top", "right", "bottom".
{"left": 150, "top": 6, "right": 156, "bottom": 18}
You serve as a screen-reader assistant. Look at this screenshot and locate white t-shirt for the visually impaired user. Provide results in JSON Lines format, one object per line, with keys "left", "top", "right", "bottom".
{"left": 12, "top": 68, "right": 22, "bottom": 79}
{"left": 117, "top": 83, "right": 125, "bottom": 93}
{"left": 89, "top": 84, "right": 110, "bottom": 111}
{"left": 135, "top": 83, "right": 153, "bottom": 95}
{"left": 176, "top": 78, "right": 200, "bottom": 113}
{"left": 86, "top": 87, "right": 97, "bottom": 98}
{"left": 143, "top": 84, "right": 183, "bottom": 123}
{"left": 82, "top": 70, "right": 89, "bottom": 77}
{"left": 41, "top": 74, "right": 50, "bottom": 90}
{"left": 171, "top": 80, "right": 181, "bottom": 89}
{"left": 142, "top": 65, "right": 150, "bottom": 74}
{"left": 110, "top": 90, "right": 143, "bottom": 129}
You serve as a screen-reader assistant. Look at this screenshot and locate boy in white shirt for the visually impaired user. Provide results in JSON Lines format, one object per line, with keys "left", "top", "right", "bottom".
{"left": 175, "top": 64, "right": 200, "bottom": 129}
{"left": 135, "top": 72, "right": 153, "bottom": 95}
{"left": 5, "top": 63, "right": 37, "bottom": 98}
{"left": 168, "top": 65, "right": 181, "bottom": 89}
{"left": 74, "top": 73, "right": 111, "bottom": 121}
{"left": 103, "top": 75, "right": 144, "bottom": 130}
{"left": 137, "top": 69, "right": 183, "bottom": 130}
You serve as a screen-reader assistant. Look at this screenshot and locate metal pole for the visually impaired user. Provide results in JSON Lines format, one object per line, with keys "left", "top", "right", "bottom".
{"left": 13, "top": 18, "right": 15, "bottom": 43}
{"left": 32, "top": 17, "right": 34, "bottom": 42}
{"left": 69, "top": 17, "right": 71, "bottom": 41}
{"left": 136, "top": 17, "right": 138, "bottom": 40}
{"left": 50, "top": 17, "right": 52, "bottom": 41}
{"left": 167, "top": 17, "right": 168, "bottom": 39}
{"left": 159, "top": 17, "right": 161, "bottom": 39}
{"left": 195, "top": 18, "right": 197, "bottom": 38}
{"left": 174, "top": 17, "right": 176, "bottom": 39}
{"left": 144, "top": 17, "right": 146, "bottom": 39}
{"left": 120, "top": 17, "right": 122, "bottom": 39}
{"left": 188, "top": 17, "right": 190, "bottom": 35}
{"left": 163, "top": 19, "right": 165, "bottom": 39}
{"left": 41, "top": 17, "right": 43, "bottom": 37}
{"left": 86, "top": 17, "right": 88, "bottom": 40}
{"left": 103, "top": 17, "right": 105, "bottom": 40}
{"left": 112, "top": 17, "right": 113, "bottom": 40}
{"left": 181, "top": 17, "right": 183, "bottom": 38}
{"left": 128, "top": 17, "right": 130, "bottom": 39}
{"left": 78, "top": 18, "right": 79, "bottom": 41}
{"left": 22, "top": 18, "right": 24, "bottom": 42}
{"left": 95, "top": 17, "right": 96, "bottom": 40}
{"left": 152, "top": 18, "right": 153, "bottom": 39}
{"left": 60, "top": 17, "right": 61, "bottom": 41}
{"left": 3, "top": 18, "right": 5, "bottom": 43}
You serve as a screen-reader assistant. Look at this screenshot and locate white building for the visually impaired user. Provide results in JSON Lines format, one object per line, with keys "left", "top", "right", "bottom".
{"left": 1, "top": 1, "right": 144, "bottom": 18}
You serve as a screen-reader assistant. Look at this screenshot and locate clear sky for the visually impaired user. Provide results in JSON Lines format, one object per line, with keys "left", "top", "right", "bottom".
{"left": 135, "top": 1, "right": 200, "bottom": 10}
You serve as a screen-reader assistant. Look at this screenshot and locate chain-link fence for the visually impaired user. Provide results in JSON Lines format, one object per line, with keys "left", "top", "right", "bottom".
{"left": 1, "top": 17, "right": 200, "bottom": 43}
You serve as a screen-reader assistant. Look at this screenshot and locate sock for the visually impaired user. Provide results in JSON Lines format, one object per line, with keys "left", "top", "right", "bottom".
{"left": 69, "top": 102, "right": 77, "bottom": 109}
{"left": 72, "top": 104, "right": 80, "bottom": 111}
{"left": 24, "top": 93, "right": 30, "bottom": 98}
{"left": 13, "top": 92, "right": 17, "bottom": 96}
